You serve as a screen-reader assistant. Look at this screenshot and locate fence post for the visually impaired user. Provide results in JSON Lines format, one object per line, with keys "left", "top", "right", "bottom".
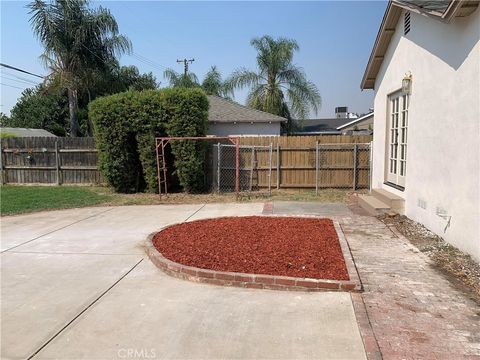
{"left": 353, "top": 143, "right": 358, "bottom": 191}
{"left": 315, "top": 141, "right": 319, "bottom": 196}
{"left": 235, "top": 139, "right": 239, "bottom": 194}
{"left": 369, "top": 140, "right": 373, "bottom": 192}
{"left": 268, "top": 143, "right": 273, "bottom": 195}
{"left": 55, "top": 139, "right": 61, "bottom": 185}
{"left": 217, "top": 143, "right": 221, "bottom": 192}
{"left": 276, "top": 143, "right": 280, "bottom": 189}
{"left": 0, "top": 140, "right": 4, "bottom": 185}
{"left": 249, "top": 146, "right": 255, "bottom": 191}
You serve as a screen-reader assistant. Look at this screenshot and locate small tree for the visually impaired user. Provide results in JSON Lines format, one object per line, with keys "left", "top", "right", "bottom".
{"left": 6, "top": 85, "right": 69, "bottom": 136}
{"left": 0, "top": 113, "right": 10, "bottom": 127}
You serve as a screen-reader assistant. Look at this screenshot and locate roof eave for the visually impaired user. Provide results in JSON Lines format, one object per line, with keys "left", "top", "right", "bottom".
{"left": 336, "top": 113, "right": 374, "bottom": 130}
{"left": 360, "top": 1, "right": 479, "bottom": 90}
{"left": 392, "top": 0, "right": 464, "bottom": 22}
{"left": 361, "top": 2, "right": 400, "bottom": 90}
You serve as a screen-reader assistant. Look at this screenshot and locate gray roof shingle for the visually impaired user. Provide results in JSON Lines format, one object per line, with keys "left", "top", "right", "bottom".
{"left": 208, "top": 95, "right": 287, "bottom": 123}
{"left": 295, "top": 118, "right": 351, "bottom": 133}
{"left": 1, "top": 127, "right": 57, "bottom": 137}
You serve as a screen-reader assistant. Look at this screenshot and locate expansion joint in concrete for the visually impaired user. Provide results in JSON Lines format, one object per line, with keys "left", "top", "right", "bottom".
{"left": 27, "top": 258, "right": 143, "bottom": 360}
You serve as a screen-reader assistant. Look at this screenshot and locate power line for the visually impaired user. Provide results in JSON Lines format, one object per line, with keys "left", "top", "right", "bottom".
{"left": 115, "top": 0, "right": 174, "bottom": 73}
{"left": 177, "top": 58, "right": 195, "bottom": 76}
{"left": 130, "top": 52, "right": 168, "bottom": 73}
{"left": 2, "top": 71, "right": 41, "bottom": 85}
{"left": 0, "top": 63, "right": 45, "bottom": 79}
{"left": 81, "top": 43, "right": 167, "bottom": 77}
{"left": 0, "top": 82, "right": 27, "bottom": 90}
{"left": 0, "top": 75, "right": 39, "bottom": 86}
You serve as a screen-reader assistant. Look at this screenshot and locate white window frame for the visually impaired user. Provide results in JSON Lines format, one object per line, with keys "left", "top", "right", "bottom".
{"left": 386, "top": 90, "right": 409, "bottom": 188}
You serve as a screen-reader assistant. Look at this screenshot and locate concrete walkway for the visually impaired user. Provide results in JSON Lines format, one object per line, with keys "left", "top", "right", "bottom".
{"left": 1, "top": 204, "right": 366, "bottom": 360}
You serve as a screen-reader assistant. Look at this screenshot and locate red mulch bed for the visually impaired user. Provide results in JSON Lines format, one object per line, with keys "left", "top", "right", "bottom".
{"left": 152, "top": 216, "right": 349, "bottom": 280}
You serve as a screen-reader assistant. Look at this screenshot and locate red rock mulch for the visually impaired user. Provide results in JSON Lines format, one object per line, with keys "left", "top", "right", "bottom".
{"left": 152, "top": 216, "right": 349, "bottom": 280}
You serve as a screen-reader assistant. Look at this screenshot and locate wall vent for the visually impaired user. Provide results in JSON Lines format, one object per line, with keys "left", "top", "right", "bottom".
{"left": 417, "top": 198, "right": 427, "bottom": 209}
{"left": 404, "top": 11, "right": 411, "bottom": 35}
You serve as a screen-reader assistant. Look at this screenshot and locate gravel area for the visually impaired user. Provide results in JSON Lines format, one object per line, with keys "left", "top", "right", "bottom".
{"left": 381, "top": 214, "right": 480, "bottom": 301}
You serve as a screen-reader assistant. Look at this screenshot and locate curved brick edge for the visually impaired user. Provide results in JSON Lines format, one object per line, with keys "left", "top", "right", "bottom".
{"left": 145, "top": 218, "right": 362, "bottom": 292}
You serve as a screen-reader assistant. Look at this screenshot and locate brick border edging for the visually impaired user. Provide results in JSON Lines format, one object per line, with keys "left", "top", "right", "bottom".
{"left": 351, "top": 293, "right": 383, "bottom": 360}
{"left": 145, "top": 218, "right": 362, "bottom": 292}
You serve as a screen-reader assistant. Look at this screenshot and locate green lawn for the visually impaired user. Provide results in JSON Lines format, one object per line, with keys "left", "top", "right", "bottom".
{"left": 0, "top": 185, "right": 112, "bottom": 216}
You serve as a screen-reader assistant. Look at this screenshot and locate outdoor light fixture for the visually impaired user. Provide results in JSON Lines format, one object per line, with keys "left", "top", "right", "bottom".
{"left": 402, "top": 71, "right": 413, "bottom": 94}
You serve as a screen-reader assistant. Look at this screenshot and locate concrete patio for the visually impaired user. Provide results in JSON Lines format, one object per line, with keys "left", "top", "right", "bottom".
{"left": 2, "top": 202, "right": 479, "bottom": 359}
{"left": 1, "top": 203, "right": 366, "bottom": 360}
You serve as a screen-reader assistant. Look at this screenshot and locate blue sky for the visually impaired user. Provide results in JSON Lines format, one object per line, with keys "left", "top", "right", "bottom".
{"left": 0, "top": 1, "right": 387, "bottom": 117}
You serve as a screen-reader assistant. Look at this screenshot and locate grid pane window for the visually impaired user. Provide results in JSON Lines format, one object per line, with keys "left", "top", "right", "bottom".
{"left": 388, "top": 93, "right": 409, "bottom": 184}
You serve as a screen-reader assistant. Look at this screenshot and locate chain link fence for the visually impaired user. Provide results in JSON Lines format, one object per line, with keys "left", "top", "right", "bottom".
{"left": 314, "top": 143, "right": 371, "bottom": 193}
{"left": 157, "top": 138, "right": 371, "bottom": 195}
{"left": 211, "top": 143, "right": 273, "bottom": 194}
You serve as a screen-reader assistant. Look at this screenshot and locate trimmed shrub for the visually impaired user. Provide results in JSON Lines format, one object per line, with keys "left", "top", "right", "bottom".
{"left": 162, "top": 89, "right": 209, "bottom": 192}
{"left": 89, "top": 88, "right": 208, "bottom": 193}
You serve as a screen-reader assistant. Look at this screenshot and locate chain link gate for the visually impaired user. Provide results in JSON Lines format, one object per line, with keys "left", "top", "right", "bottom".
{"left": 212, "top": 143, "right": 273, "bottom": 195}
{"left": 314, "top": 142, "right": 371, "bottom": 193}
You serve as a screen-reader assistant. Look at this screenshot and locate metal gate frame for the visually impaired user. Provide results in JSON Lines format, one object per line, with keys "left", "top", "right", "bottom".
{"left": 155, "top": 136, "right": 239, "bottom": 197}
{"left": 214, "top": 143, "right": 273, "bottom": 195}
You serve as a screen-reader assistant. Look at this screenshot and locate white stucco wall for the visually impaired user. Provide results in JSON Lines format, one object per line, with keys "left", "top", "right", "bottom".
{"left": 371, "top": 7, "right": 480, "bottom": 260}
{"left": 207, "top": 122, "right": 281, "bottom": 136}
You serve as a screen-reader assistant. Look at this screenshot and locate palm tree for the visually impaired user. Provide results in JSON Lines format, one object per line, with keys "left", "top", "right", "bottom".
{"left": 163, "top": 68, "right": 199, "bottom": 88}
{"left": 163, "top": 66, "right": 233, "bottom": 99}
{"left": 226, "top": 35, "right": 321, "bottom": 133}
{"left": 28, "top": 0, "right": 131, "bottom": 136}
{"left": 201, "top": 66, "right": 233, "bottom": 99}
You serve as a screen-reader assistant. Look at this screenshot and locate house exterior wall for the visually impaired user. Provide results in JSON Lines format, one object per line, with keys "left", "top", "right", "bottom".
{"left": 207, "top": 122, "right": 281, "bottom": 136}
{"left": 371, "top": 8, "right": 480, "bottom": 260}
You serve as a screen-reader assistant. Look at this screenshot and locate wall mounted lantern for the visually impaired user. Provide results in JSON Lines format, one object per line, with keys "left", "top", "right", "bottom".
{"left": 402, "top": 71, "right": 413, "bottom": 94}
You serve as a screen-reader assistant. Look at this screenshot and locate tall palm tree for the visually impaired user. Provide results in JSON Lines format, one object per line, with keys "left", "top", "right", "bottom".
{"left": 163, "top": 68, "right": 199, "bottom": 88}
{"left": 201, "top": 66, "right": 233, "bottom": 99}
{"left": 28, "top": 0, "right": 131, "bottom": 136}
{"left": 226, "top": 35, "right": 321, "bottom": 133}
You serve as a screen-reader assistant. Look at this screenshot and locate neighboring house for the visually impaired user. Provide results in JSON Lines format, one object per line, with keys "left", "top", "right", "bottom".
{"left": 292, "top": 118, "right": 346, "bottom": 135}
{"left": 0, "top": 127, "right": 57, "bottom": 137}
{"left": 359, "top": 0, "right": 479, "bottom": 260}
{"left": 292, "top": 107, "right": 374, "bottom": 135}
{"left": 336, "top": 112, "right": 374, "bottom": 133}
{"left": 207, "top": 95, "right": 286, "bottom": 136}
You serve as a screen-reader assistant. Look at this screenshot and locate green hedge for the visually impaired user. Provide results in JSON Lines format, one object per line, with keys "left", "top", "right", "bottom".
{"left": 89, "top": 88, "right": 208, "bottom": 193}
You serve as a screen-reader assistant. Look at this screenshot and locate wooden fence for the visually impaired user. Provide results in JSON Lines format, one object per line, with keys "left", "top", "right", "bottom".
{"left": 0, "top": 135, "right": 372, "bottom": 189}
{"left": 235, "top": 135, "right": 373, "bottom": 190}
{"left": 0, "top": 137, "right": 101, "bottom": 184}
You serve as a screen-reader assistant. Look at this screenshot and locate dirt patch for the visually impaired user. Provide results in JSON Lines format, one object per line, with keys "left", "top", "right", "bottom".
{"left": 91, "top": 187, "right": 350, "bottom": 206}
{"left": 153, "top": 216, "right": 349, "bottom": 280}
{"left": 382, "top": 214, "right": 480, "bottom": 302}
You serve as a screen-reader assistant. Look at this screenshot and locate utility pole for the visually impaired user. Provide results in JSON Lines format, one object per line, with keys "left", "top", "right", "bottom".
{"left": 176, "top": 58, "right": 195, "bottom": 76}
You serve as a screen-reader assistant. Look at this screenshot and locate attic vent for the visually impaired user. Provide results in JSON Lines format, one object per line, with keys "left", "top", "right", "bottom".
{"left": 404, "top": 11, "right": 411, "bottom": 35}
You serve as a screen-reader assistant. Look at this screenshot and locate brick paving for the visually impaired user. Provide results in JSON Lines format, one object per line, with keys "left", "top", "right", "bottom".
{"left": 272, "top": 201, "right": 480, "bottom": 359}
{"left": 341, "top": 211, "right": 480, "bottom": 360}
